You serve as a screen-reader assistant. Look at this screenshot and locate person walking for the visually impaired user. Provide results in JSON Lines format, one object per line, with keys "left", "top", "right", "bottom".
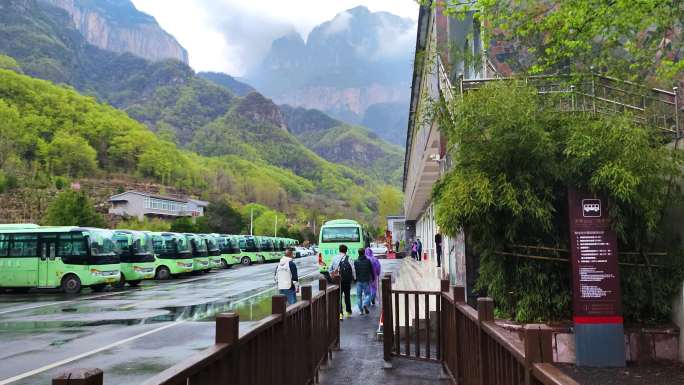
{"left": 416, "top": 237, "right": 423, "bottom": 261}
{"left": 354, "top": 248, "right": 373, "bottom": 315}
{"left": 410, "top": 240, "right": 418, "bottom": 260}
{"left": 275, "top": 247, "right": 298, "bottom": 305}
{"left": 435, "top": 232, "right": 443, "bottom": 267}
{"left": 329, "top": 244, "right": 355, "bottom": 319}
{"left": 366, "top": 247, "right": 381, "bottom": 306}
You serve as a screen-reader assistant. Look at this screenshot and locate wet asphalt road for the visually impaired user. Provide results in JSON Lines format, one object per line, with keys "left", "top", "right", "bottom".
{"left": 0, "top": 256, "right": 322, "bottom": 385}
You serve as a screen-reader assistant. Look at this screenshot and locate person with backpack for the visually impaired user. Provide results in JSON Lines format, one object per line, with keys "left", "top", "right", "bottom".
{"left": 410, "top": 240, "right": 418, "bottom": 260}
{"left": 275, "top": 247, "right": 298, "bottom": 305}
{"left": 354, "top": 248, "right": 374, "bottom": 314}
{"left": 329, "top": 244, "right": 355, "bottom": 319}
{"left": 365, "top": 247, "right": 381, "bottom": 306}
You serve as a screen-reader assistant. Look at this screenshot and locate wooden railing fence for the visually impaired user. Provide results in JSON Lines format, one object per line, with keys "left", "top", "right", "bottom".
{"left": 382, "top": 276, "right": 579, "bottom": 385}
{"left": 52, "top": 279, "right": 340, "bottom": 385}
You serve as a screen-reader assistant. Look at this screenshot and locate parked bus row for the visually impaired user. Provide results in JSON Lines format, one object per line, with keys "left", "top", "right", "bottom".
{"left": 0, "top": 224, "right": 301, "bottom": 294}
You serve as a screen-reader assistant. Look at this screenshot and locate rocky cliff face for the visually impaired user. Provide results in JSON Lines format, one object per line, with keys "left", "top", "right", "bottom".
{"left": 250, "top": 6, "right": 414, "bottom": 129}
{"left": 45, "top": 0, "right": 188, "bottom": 63}
{"left": 233, "top": 93, "right": 288, "bottom": 131}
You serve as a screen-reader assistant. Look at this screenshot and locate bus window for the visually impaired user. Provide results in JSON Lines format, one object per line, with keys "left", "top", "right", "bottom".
{"left": 321, "top": 227, "right": 360, "bottom": 243}
{"left": 0, "top": 234, "right": 8, "bottom": 257}
{"left": 9, "top": 234, "right": 38, "bottom": 257}
{"left": 58, "top": 233, "right": 88, "bottom": 263}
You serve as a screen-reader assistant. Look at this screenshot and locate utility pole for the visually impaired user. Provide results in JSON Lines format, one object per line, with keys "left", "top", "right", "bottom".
{"left": 250, "top": 208, "right": 253, "bottom": 236}
{"left": 274, "top": 215, "right": 278, "bottom": 237}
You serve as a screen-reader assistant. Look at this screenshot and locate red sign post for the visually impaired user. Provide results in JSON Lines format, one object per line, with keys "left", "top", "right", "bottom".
{"left": 568, "top": 188, "right": 625, "bottom": 367}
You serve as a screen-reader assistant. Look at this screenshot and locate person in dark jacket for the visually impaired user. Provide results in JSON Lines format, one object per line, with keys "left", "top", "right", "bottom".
{"left": 435, "top": 233, "right": 443, "bottom": 267}
{"left": 354, "top": 249, "right": 373, "bottom": 314}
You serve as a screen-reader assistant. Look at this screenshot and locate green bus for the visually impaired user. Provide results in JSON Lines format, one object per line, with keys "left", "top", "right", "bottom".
{"left": 185, "top": 233, "right": 210, "bottom": 273}
{"left": 215, "top": 234, "right": 241, "bottom": 269}
{"left": 111, "top": 230, "right": 156, "bottom": 287}
{"left": 0, "top": 226, "right": 120, "bottom": 294}
{"left": 199, "top": 234, "right": 222, "bottom": 270}
{"left": 317, "top": 219, "right": 367, "bottom": 273}
{"left": 149, "top": 232, "right": 194, "bottom": 279}
{"left": 237, "top": 235, "right": 262, "bottom": 265}
{"left": 259, "top": 236, "right": 278, "bottom": 262}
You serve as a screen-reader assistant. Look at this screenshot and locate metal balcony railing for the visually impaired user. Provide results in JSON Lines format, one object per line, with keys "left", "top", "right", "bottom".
{"left": 438, "top": 57, "right": 681, "bottom": 138}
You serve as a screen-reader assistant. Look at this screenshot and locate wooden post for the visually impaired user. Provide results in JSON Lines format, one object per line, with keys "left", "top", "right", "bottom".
{"left": 272, "top": 295, "right": 287, "bottom": 383}
{"left": 215, "top": 313, "right": 240, "bottom": 383}
{"left": 477, "top": 297, "right": 494, "bottom": 385}
{"left": 524, "top": 324, "right": 553, "bottom": 385}
{"left": 318, "top": 278, "right": 330, "bottom": 363}
{"left": 382, "top": 275, "right": 393, "bottom": 363}
{"left": 301, "top": 286, "right": 314, "bottom": 381}
{"left": 439, "top": 279, "right": 449, "bottom": 361}
{"left": 452, "top": 286, "right": 466, "bottom": 382}
{"left": 216, "top": 313, "right": 239, "bottom": 344}
{"left": 440, "top": 279, "right": 450, "bottom": 293}
{"left": 53, "top": 369, "right": 103, "bottom": 385}
{"left": 453, "top": 285, "right": 465, "bottom": 303}
{"left": 333, "top": 276, "right": 341, "bottom": 350}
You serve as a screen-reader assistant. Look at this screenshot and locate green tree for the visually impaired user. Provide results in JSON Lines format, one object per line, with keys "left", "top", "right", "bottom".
{"left": 0, "top": 55, "right": 21, "bottom": 72}
{"left": 203, "top": 201, "right": 245, "bottom": 234}
{"left": 170, "top": 217, "right": 197, "bottom": 233}
{"left": 463, "top": 0, "right": 684, "bottom": 84}
{"left": 43, "top": 190, "right": 105, "bottom": 227}
{"left": 42, "top": 131, "right": 98, "bottom": 177}
{"left": 433, "top": 82, "right": 683, "bottom": 323}
{"left": 376, "top": 186, "right": 403, "bottom": 229}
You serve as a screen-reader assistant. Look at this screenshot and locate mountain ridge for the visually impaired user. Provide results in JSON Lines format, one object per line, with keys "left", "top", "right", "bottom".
{"left": 43, "top": 0, "right": 189, "bottom": 63}
{"left": 249, "top": 5, "right": 414, "bottom": 146}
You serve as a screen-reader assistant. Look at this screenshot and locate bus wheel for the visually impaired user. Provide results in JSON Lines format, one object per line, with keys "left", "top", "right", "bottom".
{"left": 91, "top": 284, "right": 106, "bottom": 292}
{"left": 241, "top": 256, "right": 252, "bottom": 266}
{"left": 128, "top": 280, "right": 141, "bottom": 287}
{"left": 113, "top": 274, "right": 126, "bottom": 289}
{"left": 220, "top": 259, "right": 229, "bottom": 269}
{"left": 155, "top": 266, "right": 171, "bottom": 280}
{"left": 61, "top": 275, "right": 82, "bottom": 295}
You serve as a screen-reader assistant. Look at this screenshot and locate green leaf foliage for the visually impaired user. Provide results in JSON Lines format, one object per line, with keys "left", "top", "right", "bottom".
{"left": 470, "top": 0, "right": 684, "bottom": 85}
{"left": 43, "top": 190, "right": 106, "bottom": 227}
{"left": 433, "top": 82, "right": 684, "bottom": 323}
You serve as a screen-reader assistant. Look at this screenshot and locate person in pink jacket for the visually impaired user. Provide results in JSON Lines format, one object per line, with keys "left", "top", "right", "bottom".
{"left": 365, "top": 247, "right": 382, "bottom": 306}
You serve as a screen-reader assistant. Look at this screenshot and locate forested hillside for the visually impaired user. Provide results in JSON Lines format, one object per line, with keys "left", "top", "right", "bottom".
{"left": 281, "top": 105, "right": 404, "bottom": 185}
{"left": 0, "top": 0, "right": 404, "bottom": 190}
{"left": 0, "top": 65, "right": 391, "bottom": 224}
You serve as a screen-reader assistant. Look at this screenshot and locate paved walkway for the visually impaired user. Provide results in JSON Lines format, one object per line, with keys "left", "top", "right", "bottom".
{"left": 318, "top": 259, "right": 449, "bottom": 385}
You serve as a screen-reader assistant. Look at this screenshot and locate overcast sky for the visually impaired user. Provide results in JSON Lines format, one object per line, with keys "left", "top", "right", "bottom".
{"left": 131, "top": 0, "right": 419, "bottom": 76}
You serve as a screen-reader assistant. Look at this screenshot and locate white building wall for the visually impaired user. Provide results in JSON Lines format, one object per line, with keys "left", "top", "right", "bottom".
{"left": 414, "top": 203, "right": 467, "bottom": 290}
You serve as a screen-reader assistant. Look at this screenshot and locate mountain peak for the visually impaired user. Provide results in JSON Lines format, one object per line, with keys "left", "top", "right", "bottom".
{"left": 234, "top": 92, "right": 288, "bottom": 131}
{"left": 43, "top": 0, "right": 189, "bottom": 63}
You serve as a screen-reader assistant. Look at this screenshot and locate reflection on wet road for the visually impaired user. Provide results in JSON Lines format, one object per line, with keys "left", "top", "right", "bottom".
{"left": 0, "top": 257, "right": 321, "bottom": 385}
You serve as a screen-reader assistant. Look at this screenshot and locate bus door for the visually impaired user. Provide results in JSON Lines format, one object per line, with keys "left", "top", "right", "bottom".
{"left": 38, "top": 236, "right": 58, "bottom": 288}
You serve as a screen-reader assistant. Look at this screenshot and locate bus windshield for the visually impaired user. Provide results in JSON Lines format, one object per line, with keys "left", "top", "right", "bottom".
{"left": 321, "top": 227, "right": 360, "bottom": 243}
{"left": 86, "top": 229, "right": 119, "bottom": 263}
{"left": 175, "top": 235, "right": 191, "bottom": 253}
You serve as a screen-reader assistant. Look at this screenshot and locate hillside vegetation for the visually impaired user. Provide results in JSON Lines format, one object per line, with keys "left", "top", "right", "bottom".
{"left": 0, "top": 67, "right": 385, "bottom": 222}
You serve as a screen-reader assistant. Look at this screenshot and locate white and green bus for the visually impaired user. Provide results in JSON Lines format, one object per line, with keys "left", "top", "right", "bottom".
{"left": 199, "top": 234, "right": 222, "bottom": 269}
{"left": 237, "top": 235, "right": 262, "bottom": 265}
{"left": 111, "top": 230, "right": 157, "bottom": 287}
{"left": 317, "top": 219, "right": 368, "bottom": 273}
{"left": 149, "top": 232, "right": 194, "bottom": 279}
{"left": 0, "top": 226, "right": 120, "bottom": 294}
{"left": 185, "top": 233, "right": 210, "bottom": 273}
{"left": 215, "top": 234, "right": 241, "bottom": 269}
